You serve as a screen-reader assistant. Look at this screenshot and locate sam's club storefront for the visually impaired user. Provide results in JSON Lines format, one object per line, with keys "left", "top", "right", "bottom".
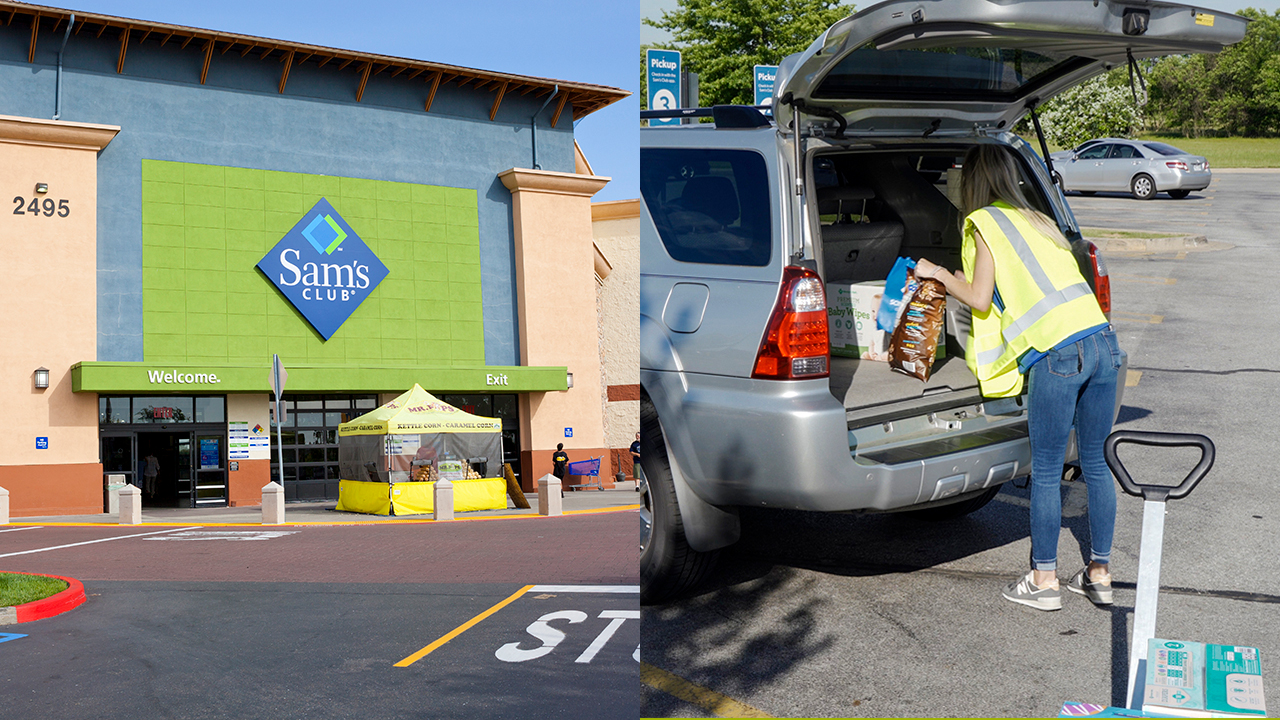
{"left": 0, "top": 3, "right": 626, "bottom": 516}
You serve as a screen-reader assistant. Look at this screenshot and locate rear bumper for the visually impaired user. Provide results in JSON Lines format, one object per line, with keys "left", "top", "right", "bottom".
{"left": 1159, "top": 169, "right": 1212, "bottom": 191}
{"left": 642, "top": 351, "right": 1126, "bottom": 514}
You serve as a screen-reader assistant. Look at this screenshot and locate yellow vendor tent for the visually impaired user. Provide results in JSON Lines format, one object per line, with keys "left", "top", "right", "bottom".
{"left": 334, "top": 385, "right": 507, "bottom": 516}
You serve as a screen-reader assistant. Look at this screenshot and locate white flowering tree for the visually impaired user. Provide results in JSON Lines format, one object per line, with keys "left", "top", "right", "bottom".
{"left": 1023, "top": 70, "right": 1147, "bottom": 150}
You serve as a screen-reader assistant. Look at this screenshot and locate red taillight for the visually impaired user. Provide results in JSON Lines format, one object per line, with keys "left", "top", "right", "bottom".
{"left": 1166, "top": 161, "right": 1188, "bottom": 171}
{"left": 1087, "top": 242, "right": 1111, "bottom": 316}
{"left": 752, "top": 266, "right": 830, "bottom": 380}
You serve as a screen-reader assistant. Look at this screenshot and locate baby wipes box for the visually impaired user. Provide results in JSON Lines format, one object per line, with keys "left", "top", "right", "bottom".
{"left": 827, "top": 281, "right": 943, "bottom": 362}
{"left": 1143, "top": 639, "right": 1266, "bottom": 718}
{"left": 827, "top": 282, "right": 891, "bottom": 361}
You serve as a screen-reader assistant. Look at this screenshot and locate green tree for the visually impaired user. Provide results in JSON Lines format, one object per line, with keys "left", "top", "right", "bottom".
{"left": 1146, "top": 8, "right": 1280, "bottom": 136}
{"left": 643, "top": 0, "right": 856, "bottom": 108}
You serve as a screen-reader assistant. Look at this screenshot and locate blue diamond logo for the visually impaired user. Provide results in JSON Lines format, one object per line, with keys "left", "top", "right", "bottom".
{"left": 256, "top": 198, "right": 388, "bottom": 340}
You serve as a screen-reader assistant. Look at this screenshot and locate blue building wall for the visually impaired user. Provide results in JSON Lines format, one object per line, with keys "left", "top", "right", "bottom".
{"left": 0, "top": 25, "right": 579, "bottom": 367}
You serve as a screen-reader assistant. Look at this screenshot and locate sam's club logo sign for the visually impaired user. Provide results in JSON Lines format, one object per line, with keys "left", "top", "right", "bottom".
{"left": 257, "top": 198, "right": 388, "bottom": 340}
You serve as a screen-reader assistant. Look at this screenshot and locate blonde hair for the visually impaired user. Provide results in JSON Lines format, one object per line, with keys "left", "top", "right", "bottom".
{"left": 960, "top": 145, "right": 1070, "bottom": 249}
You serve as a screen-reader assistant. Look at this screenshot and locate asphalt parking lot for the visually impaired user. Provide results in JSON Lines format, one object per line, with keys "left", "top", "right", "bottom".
{"left": 1, "top": 495, "right": 640, "bottom": 719}
{"left": 640, "top": 170, "right": 1280, "bottom": 718}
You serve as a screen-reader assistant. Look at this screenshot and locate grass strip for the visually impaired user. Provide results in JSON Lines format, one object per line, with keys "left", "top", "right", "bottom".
{"left": 1080, "top": 227, "right": 1190, "bottom": 239}
{"left": 0, "top": 572, "right": 68, "bottom": 607}
{"left": 1027, "top": 132, "right": 1280, "bottom": 168}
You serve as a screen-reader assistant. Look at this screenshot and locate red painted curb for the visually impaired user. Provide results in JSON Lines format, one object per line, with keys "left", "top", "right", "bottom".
{"left": 9, "top": 573, "right": 86, "bottom": 623}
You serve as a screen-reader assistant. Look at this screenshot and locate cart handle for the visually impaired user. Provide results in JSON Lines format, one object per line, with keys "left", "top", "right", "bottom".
{"left": 1104, "top": 430, "right": 1214, "bottom": 503}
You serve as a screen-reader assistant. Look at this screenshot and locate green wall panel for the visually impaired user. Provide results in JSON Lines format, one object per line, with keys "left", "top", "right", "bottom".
{"left": 141, "top": 160, "right": 486, "bottom": 367}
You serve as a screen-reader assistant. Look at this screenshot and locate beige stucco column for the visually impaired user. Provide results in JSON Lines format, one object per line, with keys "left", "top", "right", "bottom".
{"left": 499, "top": 168, "right": 610, "bottom": 490}
{"left": 0, "top": 114, "right": 119, "bottom": 516}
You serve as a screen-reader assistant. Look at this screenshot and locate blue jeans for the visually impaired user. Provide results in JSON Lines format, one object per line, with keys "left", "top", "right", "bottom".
{"left": 1026, "top": 327, "right": 1121, "bottom": 572}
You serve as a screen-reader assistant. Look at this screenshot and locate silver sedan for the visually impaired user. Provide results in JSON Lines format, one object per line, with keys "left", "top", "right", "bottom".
{"left": 1051, "top": 139, "right": 1211, "bottom": 200}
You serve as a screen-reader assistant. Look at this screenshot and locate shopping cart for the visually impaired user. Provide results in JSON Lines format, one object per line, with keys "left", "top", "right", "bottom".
{"left": 566, "top": 457, "right": 603, "bottom": 491}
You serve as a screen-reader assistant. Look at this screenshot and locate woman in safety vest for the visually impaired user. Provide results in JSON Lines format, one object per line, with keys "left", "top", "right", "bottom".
{"left": 915, "top": 145, "right": 1122, "bottom": 612}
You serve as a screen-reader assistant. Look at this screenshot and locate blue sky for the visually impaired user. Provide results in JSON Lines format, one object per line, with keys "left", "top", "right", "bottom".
{"left": 59, "top": 0, "right": 639, "bottom": 202}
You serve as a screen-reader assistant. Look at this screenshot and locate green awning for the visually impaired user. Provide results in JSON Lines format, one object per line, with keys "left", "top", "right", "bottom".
{"left": 72, "top": 361, "right": 567, "bottom": 394}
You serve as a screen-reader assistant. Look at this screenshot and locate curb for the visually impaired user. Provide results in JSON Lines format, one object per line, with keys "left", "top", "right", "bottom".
{"left": 0, "top": 573, "right": 86, "bottom": 625}
{"left": 1085, "top": 234, "right": 1229, "bottom": 253}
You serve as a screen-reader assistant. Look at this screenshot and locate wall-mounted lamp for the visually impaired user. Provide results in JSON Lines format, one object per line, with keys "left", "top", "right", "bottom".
{"left": 34, "top": 367, "right": 50, "bottom": 389}
{"left": 34, "top": 183, "right": 49, "bottom": 194}
{"left": 566, "top": 372, "right": 574, "bottom": 389}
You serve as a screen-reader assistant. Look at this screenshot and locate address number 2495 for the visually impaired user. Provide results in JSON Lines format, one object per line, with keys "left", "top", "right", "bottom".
{"left": 12, "top": 196, "right": 70, "bottom": 217}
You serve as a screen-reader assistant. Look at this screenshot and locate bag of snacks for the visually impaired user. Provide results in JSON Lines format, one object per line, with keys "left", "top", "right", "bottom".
{"left": 888, "top": 267, "right": 946, "bottom": 381}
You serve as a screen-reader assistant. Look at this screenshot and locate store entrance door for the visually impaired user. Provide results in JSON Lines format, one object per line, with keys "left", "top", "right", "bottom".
{"left": 136, "top": 431, "right": 193, "bottom": 508}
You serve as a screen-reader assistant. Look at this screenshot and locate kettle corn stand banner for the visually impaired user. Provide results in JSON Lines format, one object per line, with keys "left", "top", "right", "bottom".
{"left": 335, "top": 384, "right": 505, "bottom": 515}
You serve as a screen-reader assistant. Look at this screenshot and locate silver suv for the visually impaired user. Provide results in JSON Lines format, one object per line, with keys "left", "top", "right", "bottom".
{"left": 639, "top": 0, "right": 1244, "bottom": 604}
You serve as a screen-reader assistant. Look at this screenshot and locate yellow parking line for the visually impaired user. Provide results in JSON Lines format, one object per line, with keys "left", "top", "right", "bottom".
{"left": 1112, "top": 275, "right": 1177, "bottom": 285}
{"left": 1127, "top": 370, "right": 1143, "bottom": 387}
{"left": 1111, "top": 312, "right": 1163, "bottom": 324}
{"left": 394, "top": 585, "right": 534, "bottom": 667}
{"left": 641, "top": 662, "right": 773, "bottom": 718}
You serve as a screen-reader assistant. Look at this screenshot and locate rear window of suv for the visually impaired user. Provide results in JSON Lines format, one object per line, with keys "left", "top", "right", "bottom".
{"left": 642, "top": 148, "right": 771, "bottom": 266}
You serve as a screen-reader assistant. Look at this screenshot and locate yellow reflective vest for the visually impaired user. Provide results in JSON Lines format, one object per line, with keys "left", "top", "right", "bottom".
{"left": 961, "top": 202, "right": 1107, "bottom": 398}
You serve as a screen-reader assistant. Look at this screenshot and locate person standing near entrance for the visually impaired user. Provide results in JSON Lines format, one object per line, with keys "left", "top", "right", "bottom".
{"left": 914, "top": 145, "right": 1120, "bottom": 612}
{"left": 552, "top": 443, "right": 569, "bottom": 497}
{"left": 630, "top": 432, "right": 642, "bottom": 492}
{"left": 143, "top": 453, "right": 160, "bottom": 499}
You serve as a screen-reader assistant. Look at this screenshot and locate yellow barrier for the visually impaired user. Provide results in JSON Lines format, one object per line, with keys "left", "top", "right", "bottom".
{"left": 337, "top": 478, "right": 506, "bottom": 516}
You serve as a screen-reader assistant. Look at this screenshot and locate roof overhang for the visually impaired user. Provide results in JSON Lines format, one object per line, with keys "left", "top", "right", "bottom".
{"left": 0, "top": 1, "right": 628, "bottom": 121}
{"left": 72, "top": 362, "right": 568, "bottom": 394}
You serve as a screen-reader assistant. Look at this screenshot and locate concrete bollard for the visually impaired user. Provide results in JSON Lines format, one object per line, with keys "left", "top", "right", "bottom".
{"left": 118, "top": 484, "right": 142, "bottom": 525}
{"left": 433, "top": 479, "right": 454, "bottom": 522}
{"left": 537, "top": 473, "right": 562, "bottom": 517}
{"left": 262, "top": 481, "right": 285, "bottom": 525}
{"left": 0, "top": 485, "right": 8, "bottom": 525}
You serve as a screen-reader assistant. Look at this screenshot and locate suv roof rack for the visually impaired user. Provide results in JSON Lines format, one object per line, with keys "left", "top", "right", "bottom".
{"left": 641, "top": 105, "right": 773, "bottom": 128}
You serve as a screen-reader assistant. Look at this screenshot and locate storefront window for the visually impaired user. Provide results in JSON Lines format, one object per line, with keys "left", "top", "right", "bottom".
{"left": 100, "top": 396, "right": 131, "bottom": 424}
{"left": 132, "top": 396, "right": 194, "bottom": 423}
{"left": 195, "top": 397, "right": 225, "bottom": 423}
{"left": 271, "top": 394, "right": 376, "bottom": 501}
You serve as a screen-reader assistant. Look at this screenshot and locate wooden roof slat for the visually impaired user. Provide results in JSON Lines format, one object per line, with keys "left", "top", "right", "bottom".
{"left": 116, "top": 25, "right": 129, "bottom": 74}
{"left": 424, "top": 70, "right": 442, "bottom": 113}
{"left": 200, "top": 37, "right": 215, "bottom": 84}
{"left": 240, "top": 43, "right": 255, "bottom": 57}
{"left": 355, "top": 61, "right": 371, "bottom": 102}
{"left": 550, "top": 93, "right": 568, "bottom": 128}
{"left": 26, "top": 12, "right": 37, "bottom": 63}
{"left": 489, "top": 80, "right": 508, "bottom": 121}
{"left": 0, "top": 1, "right": 628, "bottom": 120}
{"left": 278, "top": 49, "right": 294, "bottom": 94}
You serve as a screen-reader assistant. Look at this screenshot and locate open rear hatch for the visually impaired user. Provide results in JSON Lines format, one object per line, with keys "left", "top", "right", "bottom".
{"left": 773, "top": 0, "right": 1247, "bottom": 136}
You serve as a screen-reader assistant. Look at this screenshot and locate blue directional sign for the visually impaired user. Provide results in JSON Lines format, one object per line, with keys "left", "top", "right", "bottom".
{"left": 564, "top": 428, "right": 573, "bottom": 438}
{"left": 754, "top": 65, "right": 778, "bottom": 107}
{"left": 35, "top": 437, "right": 48, "bottom": 450}
{"left": 646, "top": 49, "right": 681, "bottom": 127}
